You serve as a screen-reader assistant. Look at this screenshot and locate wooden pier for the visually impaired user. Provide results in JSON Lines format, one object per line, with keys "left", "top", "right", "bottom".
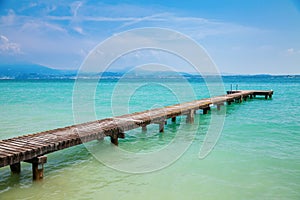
{"left": 0, "top": 90, "right": 273, "bottom": 180}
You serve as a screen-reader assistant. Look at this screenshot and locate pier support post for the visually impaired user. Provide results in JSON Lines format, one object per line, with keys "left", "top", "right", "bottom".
{"left": 110, "top": 136, "right": 118, "bottom": 146}
{"left": 238, "top": 96, "right": 243, "bottom": 103}
{"left": 26, "top": 156, "right": 47, "bottom": 181}
{"left": 186, "top": 110, "right": 195, "bottom": 123}
{"left": 110, "top": 132, "right": 125, "bottom": 146}
{"left": 10, "top": 162, "right": 21, "bottom": 174}
{"left": 203, "top": 107, "right": 210, "bottom": 114}
{"left": 159, "top": 121, "right": 164, "bottom": 133}
{"left": 250, "top": 94, "right": 253, "bottom": 99}
{"left": 171, "top": 117, "right": 176, "bottom": 122}
{"left": 265, "top": 95, "right": 268, "bottom": 99}
{"left": 142, "top": 125, "right": 147, "bottom": 132}
{"left": 269, "top": 94, "right": 272, "bottom": 99}
{"left": 217, "top": 104, "right": 222, "bottom": 111}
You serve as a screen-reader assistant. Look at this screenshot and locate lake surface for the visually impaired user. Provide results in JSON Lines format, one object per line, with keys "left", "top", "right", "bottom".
{"left": 0, "top": 76, "right": 299, "bottom": 199}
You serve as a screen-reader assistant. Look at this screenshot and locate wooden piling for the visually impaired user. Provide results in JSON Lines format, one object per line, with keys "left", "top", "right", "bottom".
{"left": 110, "top": 136, "right": 118, "bottom": 146}
{"left": 239, "top": 96, "right": 243, "bottom": 103}
{"left": 186, "top": 110, "right": 195, "bottom": 123}
{"left": 26, "top": 156, "right": 47, "bottom": 181}
{"left": 142, "top": 125, "right": 147, "bottom": 131}
{"left": 10, "top": 163, "right": 21, "bottom": 174}
{"left": 159, "top": 122, "right": 164, "bottom": 133}
{"left": 171, "top": 117, "right": 176, "bottom": 122}
{"left": 203, "top": 107, "right": 210, "bottom": 114}
{"left": 110, "top": 132, "right": 125, "bottom": 146}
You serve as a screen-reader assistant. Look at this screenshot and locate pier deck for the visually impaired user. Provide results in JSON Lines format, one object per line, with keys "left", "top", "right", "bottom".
{"left": 0, "top": 90, "right": 273, "bottom": 180}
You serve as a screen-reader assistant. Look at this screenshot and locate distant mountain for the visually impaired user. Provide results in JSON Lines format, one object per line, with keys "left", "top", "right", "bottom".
{"left": 1, "top": 63, "right": 291, "bottom": 80}
{"left": 0, "top": 63, "right": 197, "bottom": 80}
{"left": 0, "top": 64, "right": 77, "bottom": 79}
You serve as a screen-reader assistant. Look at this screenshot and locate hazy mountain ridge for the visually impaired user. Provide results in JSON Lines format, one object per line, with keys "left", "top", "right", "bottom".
{"left": 0, "top": 64, "right": 298, "bottom": 80}
{"left": 0, "top": 64, "right": 77, "bottom": 79}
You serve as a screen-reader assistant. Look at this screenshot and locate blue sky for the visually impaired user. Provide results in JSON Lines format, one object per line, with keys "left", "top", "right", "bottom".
{"left": 0, "top": 0, "right": 299, "bottom": 74}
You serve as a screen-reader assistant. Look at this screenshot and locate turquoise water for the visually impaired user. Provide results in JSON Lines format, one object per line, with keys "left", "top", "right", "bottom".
{"left": 0, "top": 76, "right": 299, "bottom": 199}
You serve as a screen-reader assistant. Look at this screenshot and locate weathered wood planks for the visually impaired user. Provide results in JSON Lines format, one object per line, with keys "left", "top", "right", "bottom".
{"left": 0, "top": 90, "right": 273, "bottom": 170}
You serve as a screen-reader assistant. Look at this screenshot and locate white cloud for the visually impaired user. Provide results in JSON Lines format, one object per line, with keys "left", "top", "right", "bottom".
{"left": 20, "top": 21, "right": 67, "bottom": 35}
{"left": 1, "top": 9, "right": 16, "bottom": 25}
{"left": 0, "top": 35, "right": 21, "bottom": 54}
{"left": 117, "top": 13, "right": 168, "bottom": 29}
{"left": 71, "top": 1, "right": 83, "bottom": 17}
{"left": 73, "top": 26, "right": 84, "bottom": 34}
{"left": 287, "top": 48, "right": 294, "bottom": 53}
{"left": 286, "top": 48, "right": 300, "bottom": 55}
{"left": 46, "top": 11, "right": 260, "bottom": 40}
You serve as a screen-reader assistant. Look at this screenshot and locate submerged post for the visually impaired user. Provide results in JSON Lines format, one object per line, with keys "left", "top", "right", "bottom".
{"left": 203, "top": 107, "right": 210, "bottom": 114}
{"left": 159, "top": 121, "right": 164, "bottom": 132}
{"left": 186, "top": 109, "right": 195, "bottom": 123}
{"left": 171, "top": 117, "right": 176, "bottom": 122}
{"left": 10, "top": 163, "right": 21, "bottom": 174}
{"left": 110, "top": 132, "right": 125, "bottom": 146}
{"left": 239, "top": 96, "right": 243, "bottom": 103}
{"left": 217, "top": 104, "right": 223, "bottom": 111}
{"left": 110, "top": 136, "right": 118, "bottom": 146}
{"left": 227, "top": 100, "right": 232, "bottom": 105}
{"left": 26, "top": 156, "right": 47, "bottom": 181}
{"left": 142, "top": 125, "right": 147, "bottom": 132}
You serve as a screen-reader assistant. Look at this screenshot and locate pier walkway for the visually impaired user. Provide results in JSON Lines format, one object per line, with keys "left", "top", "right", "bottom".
{"left": 0, "top": 90, "right": 273, "bottom": 180}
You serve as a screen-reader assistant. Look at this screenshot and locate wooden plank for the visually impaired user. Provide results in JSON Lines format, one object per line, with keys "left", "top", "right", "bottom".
{"left": 0, "top": 142, "right": 37, "bottom": 154}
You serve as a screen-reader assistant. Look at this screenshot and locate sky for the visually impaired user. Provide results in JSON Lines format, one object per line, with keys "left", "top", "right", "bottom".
{"left": 0, "top": 0, "right": 299, "bottom": 74}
